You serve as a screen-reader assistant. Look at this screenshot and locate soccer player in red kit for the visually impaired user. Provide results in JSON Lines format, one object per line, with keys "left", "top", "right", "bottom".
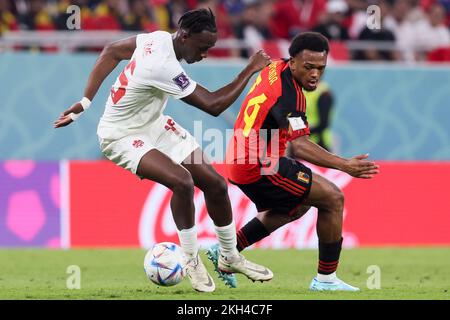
{"left": 207, "top": 32, "right": 379, "bottom": 291}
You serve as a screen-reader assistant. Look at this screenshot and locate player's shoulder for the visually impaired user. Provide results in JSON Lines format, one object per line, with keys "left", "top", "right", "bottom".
{"left": 149, "top": 30, "right": 172, "bottom": 42}
{"left": 259, "top": 59, "right": 287, "bottom": 97}
{"left": 137, "top": 30, "right": 171, "bottom": 48}
{"left": 136, "top": 31, "right": 174, "bottom": 66}
{"left": 262, "top": 59, "right": 287, "bottom": 76}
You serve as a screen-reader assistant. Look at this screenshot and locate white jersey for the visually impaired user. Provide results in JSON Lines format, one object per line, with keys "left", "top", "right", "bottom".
{"left": 97, "top": 31, "right": 197, "bottom": 141}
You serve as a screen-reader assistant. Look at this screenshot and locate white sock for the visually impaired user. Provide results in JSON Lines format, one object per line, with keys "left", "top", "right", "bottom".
{"left": 177, "top": 225, "right": 198, "bottom": 259}
{"left": 317, "top": 272, "right": 337, "bottom": 282}
{"left": 215, "top": 221, "right": 239, "bottom": 258}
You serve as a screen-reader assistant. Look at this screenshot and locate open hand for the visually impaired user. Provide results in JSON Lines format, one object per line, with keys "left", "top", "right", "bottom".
{"left": 343, "top": 154, "right": 380, "bottom": 179}
{"left": 53, "top": 102, "right": 83, "bottom": 128}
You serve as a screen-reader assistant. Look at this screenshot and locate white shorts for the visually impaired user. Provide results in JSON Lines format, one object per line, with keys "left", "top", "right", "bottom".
{"left": 98, "top": 115, "right": 199, "bottom": 176}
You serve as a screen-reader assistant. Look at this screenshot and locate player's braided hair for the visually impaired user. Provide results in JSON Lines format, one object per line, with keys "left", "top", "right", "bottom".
{"left": 178, "top": 8, "right": 217, "bottom": 34}
{"left": 289, "top": 32, "right": 329, "bottom": 57}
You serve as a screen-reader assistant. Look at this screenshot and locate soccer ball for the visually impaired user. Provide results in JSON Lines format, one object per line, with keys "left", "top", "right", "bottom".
{"left": 144, "top": 242, "right": 185, "bottom": 287}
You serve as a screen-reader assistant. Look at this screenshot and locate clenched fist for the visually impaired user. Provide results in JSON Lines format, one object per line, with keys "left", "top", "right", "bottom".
{"left": 247, "top": 50, "right": 272, "bottom": 74}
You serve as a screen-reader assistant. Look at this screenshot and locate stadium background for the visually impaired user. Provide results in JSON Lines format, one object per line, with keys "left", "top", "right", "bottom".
{"left": 0, "top": 0, "right": 449, "bottom": 300}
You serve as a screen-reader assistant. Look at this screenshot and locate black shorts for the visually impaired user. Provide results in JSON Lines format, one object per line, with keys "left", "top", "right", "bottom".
{"left": 230, "top": 157, "right": 313, "bottom": 216}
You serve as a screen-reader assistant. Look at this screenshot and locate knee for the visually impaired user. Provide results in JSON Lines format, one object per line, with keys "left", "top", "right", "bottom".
{"left": 205, "top": 175, "right": 228, "bottom": 198}
{"left": 170, "top": 171, "right": 195, "bottom": 197}
{"left": 328, "top": 187, "right": 344, "bottom": 212}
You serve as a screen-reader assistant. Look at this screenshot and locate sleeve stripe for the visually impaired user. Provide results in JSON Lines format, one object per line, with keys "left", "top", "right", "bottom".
{"left": 287, "top": 127, "right": 310, "bottom": 141}
{"left": 292, "top": 77, "right": 307, "bottom": 113}
{"left": 292, "top": 77, "right": 301, "bottom": 112}
{"left": 301, "top": 93, "right": 306, "bottom": 112}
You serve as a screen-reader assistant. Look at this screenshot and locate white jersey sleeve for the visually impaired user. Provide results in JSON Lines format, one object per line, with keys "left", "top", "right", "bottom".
{"left": 136, "top": 33, "right": 197, "bottom": 99}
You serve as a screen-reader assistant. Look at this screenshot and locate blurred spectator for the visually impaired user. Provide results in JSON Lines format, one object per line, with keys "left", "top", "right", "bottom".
{"left": 384, "top": 0, "right": 424, "bottom": 60}
{"left": 404, "top": 0, "right": 427, "bottom": 22}
{"left": 347, "top": 0, "right": 396, "bottom": 39}
{"left": 222, "top": 0, "right": 245, "bottom": 15}
{"left": 0, "top": 0, "right": 18, "bottom": 35}
{"left": 166, "top": 0, "right": 190, "bottom": 31}
{"left": 269, "top": 0, "right": 328, "bottom": 39}
{"left": 150, "top": 0, "right": 171, "bottom": 31}
{"left": 197, "top": 0, "right": 238, "bottom": 57}
{"left": 382, "top": 0, "right": 426, "bottom": 30}
{"left": 15, "top": 0, "right": 59, "bottom": 52}
{"left": 84, "top": 0, "right": 123, "bottom": 30}
{"left": 269, "top": 0, "right": 302, "bottom": 39}
{"left": 234, "top": 0, "right": 274, "bottom": 57}
{"left": 19, "top": 0, "right": 55, "bottom": 30}
{"left": 405, "top": 3, "right": 450, "bottom": 59}
{"left": 384, "top": 0, "right": 414, "bottom": 31}
{"left": 297, "top": 0, "right": 327, "bottom": 31}
{"left": 5, "top": 0, "right": 449, "bottom": 61}
{"left": 421, "top": 0, "right": 450, "bottom": 25}
{"left": 389, "top": 1, "right": 449, "bottom": 61}
{"left": 434, "top": 0, "right": 450, "bottom": 25}
{"left": 312, "top": 0, "right": 350, "bottom": 41}
{"left": 347, "top": 3, "right": 371, "bottom": 39}
{"left": 353, "top": 0, "right": 399, "bottom": 61}
{"left": 346, "top": 0, "right": 368, "bottom": 11}
{"left": 120, "top": 0, "right": 158, "bottom": 31}
{"left": 52, "top": 0, "right": 90, "bottom": 30}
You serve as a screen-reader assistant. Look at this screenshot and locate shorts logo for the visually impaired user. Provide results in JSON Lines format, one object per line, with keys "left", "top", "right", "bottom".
{"left": 297, "top": 172, "right": 310, "bottom": 184}
{"left": 172, "top": 73, "right": 190, "bottom": 91}
{"left": 132, "top": 139, "right": 144, "bottom": 148}
{"left": 165, "top": 119, "right": 186, "bottom": 139}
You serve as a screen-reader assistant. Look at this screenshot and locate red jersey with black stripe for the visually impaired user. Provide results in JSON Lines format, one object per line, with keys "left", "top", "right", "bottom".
{"left": 226, "top": 59, "right": 310, "bottom": 184}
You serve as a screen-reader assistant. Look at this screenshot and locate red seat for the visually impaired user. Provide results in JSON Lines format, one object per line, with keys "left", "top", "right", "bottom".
{"left": 427, "top": 47, "right": 450, "bottom": 62}
{"left": 329, "top": 41, "right": 350, "bottom": 61}
{"left": 262, "top": 40, "right": 284, "bottom": 59}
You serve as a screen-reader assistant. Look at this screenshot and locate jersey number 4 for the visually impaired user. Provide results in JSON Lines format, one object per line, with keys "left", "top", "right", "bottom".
{"left": 243, "top": 74, "right": 267, "bottom": 137}
{"left": 110, "top": 59, "right": 136, "bottom": 104}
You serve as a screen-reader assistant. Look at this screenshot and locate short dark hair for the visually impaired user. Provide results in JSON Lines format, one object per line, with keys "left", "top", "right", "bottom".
{"left": 289, "top": 32, "right": 329, "bottom": 57}
{"left": 178, "top": 8, "right": 217, "bottom": 34}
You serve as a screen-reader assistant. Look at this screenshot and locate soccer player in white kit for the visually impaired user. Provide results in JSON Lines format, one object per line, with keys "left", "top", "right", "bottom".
{"left": 54, "top": 8, "right": 273, "bottom": 292}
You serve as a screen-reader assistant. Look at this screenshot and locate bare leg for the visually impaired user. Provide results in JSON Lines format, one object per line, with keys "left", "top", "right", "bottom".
{"left": 302, "top": 172, "right": 346, "bottom": 278}
{"left": 184, "top": 150, "right": 273, "bottom": 283}
{"left": 182, "top": 149, "right": 232, "bottom": 227}
{"left": 137, "top": 149, "right": 220, "bottom": 292}
{"left": 136, "top": 149, "right": 195, "bottom": 230}
{"left": 234, "top": 205, "right": 311, "bottom": 252}
{"left": 302, "top": 173, "right": 344, "bottom": 243}
{"left": 256, "top": 205, "right": 311, "bottom": 233}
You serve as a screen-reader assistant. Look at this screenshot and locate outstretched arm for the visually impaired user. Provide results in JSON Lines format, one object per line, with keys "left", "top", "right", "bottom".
{"left": 290, "top": 135, "right": 379, "bottom": 179}
{"left": 54, "top": 36, "right": 137, "bottom": 128}
{"left": 181, "top": 50, "right": 271, "bottom": 117}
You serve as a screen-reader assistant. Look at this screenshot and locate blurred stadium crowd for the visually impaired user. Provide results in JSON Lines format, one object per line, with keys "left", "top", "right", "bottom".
{"left": 1, "top": 0, "right": 450, "bottom": 61}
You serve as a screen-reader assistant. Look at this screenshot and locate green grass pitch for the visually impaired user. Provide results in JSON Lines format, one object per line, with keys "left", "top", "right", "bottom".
{"left": 0, "top": 248, "right": 449, "bottom": 300}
